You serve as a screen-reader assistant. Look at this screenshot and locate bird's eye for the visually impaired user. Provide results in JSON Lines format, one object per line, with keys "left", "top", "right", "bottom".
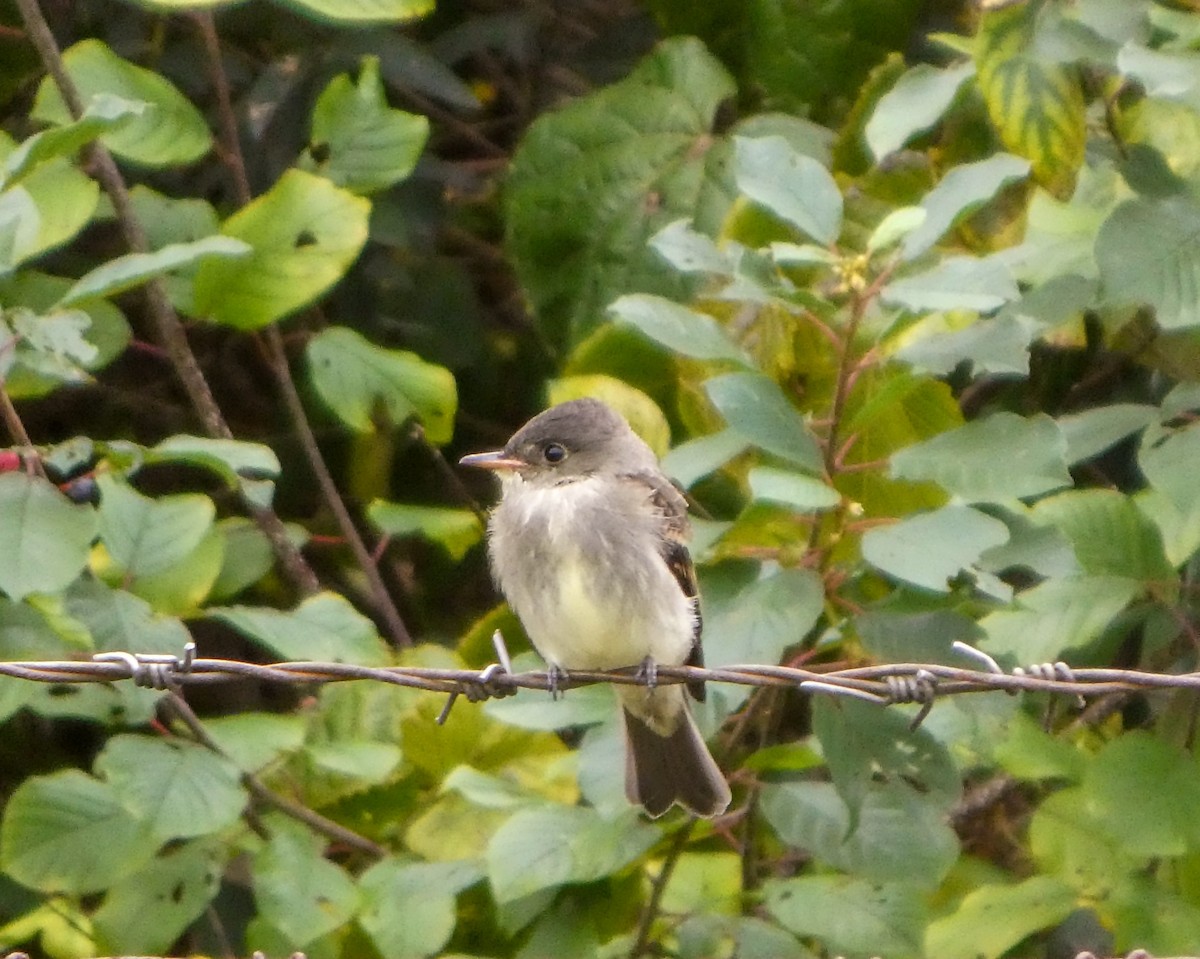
{"left": 543, "top": 443, "right": 566, "bottom": 464}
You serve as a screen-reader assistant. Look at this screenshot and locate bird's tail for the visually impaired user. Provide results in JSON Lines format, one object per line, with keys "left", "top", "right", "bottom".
{"left": 622, "top": 700, "right": 731, "bottom": 818}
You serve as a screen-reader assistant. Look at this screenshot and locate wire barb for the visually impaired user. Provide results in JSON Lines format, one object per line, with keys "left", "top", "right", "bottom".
{"left": 92, "top": 641, "right": 196, "bottom": 690}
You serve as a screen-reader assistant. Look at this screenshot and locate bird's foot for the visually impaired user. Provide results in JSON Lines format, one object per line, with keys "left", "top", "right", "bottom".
{"left": 547, "top": 664, "right": 569, "bottom": 700}
{"left": 635, "top": 656, "right": 658, "bottom": 691}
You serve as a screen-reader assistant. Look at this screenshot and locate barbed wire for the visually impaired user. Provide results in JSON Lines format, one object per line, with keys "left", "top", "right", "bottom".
{"left": 2, "top": 636, "right": 1198, "bottom": 728}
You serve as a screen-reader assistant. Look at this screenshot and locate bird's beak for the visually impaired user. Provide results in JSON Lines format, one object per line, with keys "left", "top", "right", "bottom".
{"left": 459, "top": 450, "right": 524, "bottom": 471}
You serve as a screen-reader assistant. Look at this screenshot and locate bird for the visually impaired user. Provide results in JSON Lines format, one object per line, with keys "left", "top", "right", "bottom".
{"left": 460, "top": 398, "right": 731, "bottom": 818}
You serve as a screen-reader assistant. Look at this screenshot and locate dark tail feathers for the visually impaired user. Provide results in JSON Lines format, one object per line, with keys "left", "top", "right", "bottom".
{"left": 623, "top": 706, "right": 731, "bottom": 818}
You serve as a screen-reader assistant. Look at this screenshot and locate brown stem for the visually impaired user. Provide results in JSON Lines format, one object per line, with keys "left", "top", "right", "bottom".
{"left": 166, "top": 691, "right": 386, "bottom": 858}
{"left": 628, "top": 820, "right": 694, "bottom": 959}
{"left": 14, "top": 0, "right": 320, "bottom": 596}
{"left": 0, "top": 387, "right": 46, "bottom": 479}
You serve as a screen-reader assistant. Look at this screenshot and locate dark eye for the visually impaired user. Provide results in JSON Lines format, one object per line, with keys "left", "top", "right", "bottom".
{"left": 543, "top": 443, "right": 566, "bottom": 464}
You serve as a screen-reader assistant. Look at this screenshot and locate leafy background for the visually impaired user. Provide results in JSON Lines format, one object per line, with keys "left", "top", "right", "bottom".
{"left": 2, "top": 0, "right": 1200, "bottom": 957}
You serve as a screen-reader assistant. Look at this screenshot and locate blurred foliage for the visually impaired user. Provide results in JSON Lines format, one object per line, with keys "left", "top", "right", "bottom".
{"left": 3, "top": 0, "right": 1200, "bottom": 957}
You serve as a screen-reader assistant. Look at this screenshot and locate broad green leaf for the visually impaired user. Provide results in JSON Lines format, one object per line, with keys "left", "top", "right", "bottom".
{"left": 902, "top": 154, "right": 1030, "bottom": 259}
{"left": 57, "top": 236, "right": 250, "bottom": 308}
{"left": 113, "top": 526, "right": 225, "bottom": 615}
{"left": 734, "top": 135, "right": 842, "bottom": 244}
{"left": 444, "top": 765, "right": 544, "bottom": 809}
{"left": 865, "top": 61, "right": 976, "bottom": 160}
{"left": 1106, "top": 877, "right": 1200, "bottom": 955}
{"left": 0, "top": 770, "right": 154, "bottom": 894}
{"left": 896, "top": 314, "right": 1034, "bottom": 377}
{"left": 505, "top": 37, "right": 737, "bottom": 350}
{"left": 1117, "top": 43, "right": 1200, "bottom": 110}
{"left": 866, "top": 207, "right": 927, "bottom": 255}
{"left": 994, "top": 711, "right": 1087, "bottom": 783}
{"left": 659, "top": 853, "right": 742, "bottom": 915}
{"left": 193, "top": 170, "right": 370, "bottom": 329}
{"left": 65, "top": 580, "right": 191, "bottom": 656}
{"left": 980, "top": 575, "right": 1141, "bottom": 663}
{"left": 1096, "top": 195, "right": 1200, "bottom": 330}
{"left": 359, "top": 858, "right": 481, "bottom": 959}
{"left": 95, "top": 735, "right": 246, "bottom": 841}
{"left": 862, "top": 505, "right": 1010, "bottom": 592}
{"left": 486, "top": 806, "right": 658, "bottom": 903}
{"left": 762, "top": 782, "right": 958, "bottom": 887}
{"left": 300, "top": 56, "right": 429, "bottom": 194}
{"left": 1, "top": 95, "right": 143, "bottom": 189}
{"left": 0, "top": 160, "right": 99, "bottom": 269}
{"left": 93, "top": 841, "right": 221, "bottom": 957}
{"left": 547, "top": 374, "right": 671, "bottom": 457}
{"left": 210, "top": 591, "right": 390, "bottom": 665}
{"left": 857, "top": 609, "right": 984, "bottom": 666}
{"left": 1140, "top": 421, "right": 1200, "bottom": 516}
{"left": 748, "top": 466, "right": 840, "bottom": 511}
{"left": 609, "top": 293, "right": 749, "bottom": 364}
{"left": 32, "top": 41, "right": 212, "bottom": 167}
{"left": 149, "top": 436, "right": 281, "bottom": 493}
{"left": 0, "top": 474, "right": 97, "bottom": 601}
{"left": 202, "top": 713, "right": 307, "bottom": 772}
{"left": 96, "top": 475, "right": 214, "bottom": 578}
{"left": 275, "top": 0, "right": 433, "bottom": 23}
{"left": 0, "top": 306, "right": 98, "bottom": 385}
{"left": 662, "top": 429, "right": 749, "bottom": 488}
{"left": 253, "top": 822, "right": 359, "bottom": 948}
{"left": 120, "top": 187, "right": 222, "bottom": 314}
{"left": 812, "top": 696, "right": 961, "bottom": 819}
{"left": 974, "top": 3, "right": 1087, "bottom": 198}
{"left": 705, "top": 372, "right": 823, "bottom": 472}
{"left": 367, "top": 502, "right": 482, "bottom": 561}
{"left": 1086, "top": 731, "right": 1200, "bottom": 857}
{"left": 891, "top": 412, "right": 1071, "bottom": 502}
{"left": 1058, "top": 404, "right": 1157, "bottom": 464}
{"left": 307, "top": 326, "right": 457, "bottom": 444}
{"left": 649, "top": 219, "right": 732, "bottom": 275}
{"left": 882, "top": 255, "right": 1019, "bottom": 313}
{"left": 1032, "top": 489, "right": 1173, "bottom": 581}
{"left": 925, "top": 876, "right": 1076, "bottom": 959}
{"left": 764, "top": 875, "right": 924, "bottom": 958}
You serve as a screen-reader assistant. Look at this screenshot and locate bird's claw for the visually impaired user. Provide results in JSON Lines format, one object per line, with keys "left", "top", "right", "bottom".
{"left": 636, "top": 656, "right": 658, "bottom": 690}
{"left": 547, "top": 664, "right": 568, "bottom": 700}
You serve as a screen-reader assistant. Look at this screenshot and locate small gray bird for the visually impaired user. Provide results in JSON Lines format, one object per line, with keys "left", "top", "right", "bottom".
{"left": 460, "top": 398, "right": 731, "bottom": 818}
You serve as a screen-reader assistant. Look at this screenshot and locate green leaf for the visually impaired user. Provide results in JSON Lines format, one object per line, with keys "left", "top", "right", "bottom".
{"left": 1058, "top": 404, "right": 1157, "bottom": 464}
{"left": 902, "top": 153, "right": 1030, "bottom": 260}
{"left": 274, "top": 0, "right": 433, "bottom": 23}
{"left": 193, "top": 170, "right": 370, "bottom": 330}
{"left": 735, "top": 135, "right": 842, "bottom": 244}
{"left": 896, "top": 314, "right": 1034, "bottom": 377}
{"left": 1086, "top": 731, "right": 1200, "bottom": 858}
{"left": 1, "top": 95, "right": 143, "bottom": 189}
{"left": 705, "top": 372, "right": 823, "bottom": 472}
{"left": 862, "top": 505, "right": 1010, "bottom": 592}
{"left": 662, "top": 429, "right": 749, "bottom": 488}
{"left": 764, "top": 875, "right": 924, "bottom": 959}
{"left": 504, "top": 37, "right": 737, "bottom": 351}
{"left": 748, "top": 466, "right": 840, "bottom": 511}
{"left": 31, "top": 40, "right": 212, "bottom": 167}
{"left": 367, "top": 502, "right": 483, "bottom": 561}
{"left": 202, "top": 713, "right": 307, "bottom": 772}
{"left": 761, "top": 782, "right": 958, "bottom": 888}
{"left": 812, "top": 696, "right": 962, "bottom": 819}
{"left": 1140, "top": 421, "right": 1200, "bottom": 516}
{"left": 980, "top": 575, "right": 1141, "bottom": 663}
{"left": 306, "top": 326, "right": 457, "bottom": 444}
{"left": 0, "top": 474, "right": 97, "bottom": 601}
{"left": 0, "top": 770, "right": 154, "bottom": 894}
{"left": 359, "top": 858, "right": 481, "bottom": 959}
{"left": 93, "top": 841, "right": 221, "bottom": 957}
{"left": 865, "top": 61, "right": 975, "bottom": 160}
{"left": 974, "top": 3, "right": 1087, "bottom": 198}
{"left": 0, "top": 306, "right": 99, "bottom": 385}
{"left": 609, "top": 293, "right": 749, "bottom": 364}
{"left": 659, "top": 852, "right": 742, "bottom": 915}
{"left": 994, "top": 710, "right": 1087, "bottom": 783}
{"left": 1096, "top": 195, "right": 1200, "bottom": 330}
{"left": 300, "top": 56, "right": 429, "bottom": 194}
{"left": 209, "top": 518, "right": 276, "bottom": 601}
{"left": 95, "top": 735, "right": 246, "bottom": 842}
{"left": 253, "top": 822, "right": 360, "bottom": 948}
{"left": 210, "top": 591, "right": 390, "bottom": 665}
{"left": 0, "top": 161, "right": 100, "bottom": 270}
{"left": 149, "top": 435, "right": 281, "bottom": 489}
{"left": 882, "top": 255, "right": 1019, "bottom": 313}
{"left": 891, "top": 412, "right": 1072, "bottom": 502}
{"left": 866, "top": 207, "right": 927, "bottom": 255}
{"left": 486, "top": 806, "right": 658, "bottom": 903}
{"left": 925, "top": 876, "right": 1077, "bottom": 959}
{"left": 1031, "top": 489, "right": 1174, "bottom": 580}
{"left": 649, "top": 219, "right": 732, "bottom": 275}
{"left": 857, "top": 609, "right": 984, "bottom": 666}
{"left": 96, "top": 475, "right": 214, "bottom": 578}
{"left": 57, "top": 236, "right": 250, "bottom": 308}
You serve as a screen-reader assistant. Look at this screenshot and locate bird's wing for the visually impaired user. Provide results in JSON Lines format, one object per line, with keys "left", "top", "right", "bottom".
{"left": 622, "top": 470, "right": 706, "bottom": 703}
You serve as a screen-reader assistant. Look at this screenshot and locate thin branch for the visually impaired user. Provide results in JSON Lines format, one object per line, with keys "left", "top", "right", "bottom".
{"left": 165, "top": 692, "right": 387, "bottom": 858}
{"left": 628, "top": 820, "right": 694, "bottom": 959}
{"left": 13, "top": 0, "right": 320, "bottom": 596}
{"left": 0, "top": 387, "right": 46, "bottom": 479}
